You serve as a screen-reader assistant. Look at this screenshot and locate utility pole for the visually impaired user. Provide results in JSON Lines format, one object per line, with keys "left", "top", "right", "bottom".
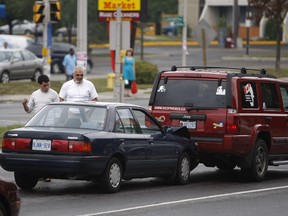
{"left": 43, "top": 0, "right": 51, "bottom": 77}
{"left": 182, "top": 0, "right": 187, "bottom": 66}
{"left": 233, "top": 0, "right": 239, "bottom": 48}
{"left": 77, "top": 0, "right": 88, "bottom": 73}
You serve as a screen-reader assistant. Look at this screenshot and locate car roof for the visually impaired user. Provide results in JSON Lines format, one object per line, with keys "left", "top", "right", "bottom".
{"left": 50, "top": 101, "right": 143, "bottom": 109}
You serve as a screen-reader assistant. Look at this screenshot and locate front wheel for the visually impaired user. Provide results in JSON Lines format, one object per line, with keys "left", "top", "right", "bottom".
{"left": 0, "top": 71, "right": 10, "bottom": 83}
{"left": 174, "top": 152, "right": 191, "bottom": 185}
{"left": 101, "top": 158, "right": 122, "bottom": 193}
{"left": 241, "top": 139, "right": 268, "bottom": 182}
{"left": 31, "top": 69, "right": 42, "bottom": 81}
{"left": 14, "top": 172, "right": 38, "bottom": 190}
{"left": 51, "top": 61, "right": 62, "bottom": 74}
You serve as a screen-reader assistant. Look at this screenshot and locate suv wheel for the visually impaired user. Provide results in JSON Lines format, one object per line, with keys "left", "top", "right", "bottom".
{"left": 14, "top": 172, "right": 38, "bottom": 190}
{"left": 242, "top": 139, "right": 268, "bottom": 182}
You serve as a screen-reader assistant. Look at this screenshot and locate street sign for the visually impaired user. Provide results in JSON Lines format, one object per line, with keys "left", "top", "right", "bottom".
{"left": 195, "top": 19, "right": 217, "bottom": 47}
{"left": 164, "top": 16, "right": 184, "bottom": 27}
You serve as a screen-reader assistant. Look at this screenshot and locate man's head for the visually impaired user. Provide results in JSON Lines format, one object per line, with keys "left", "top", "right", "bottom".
{"left": 3, "top": 42, "right": 8, "bottom": 49}
{"left": 38, "top": 75, "right": 50, "bottom": 92}
{"left": 69, "top": 48, "right": 75, "bottom": 56}
{"left": 73, "top": 67, "right": 84, "bottom": 84}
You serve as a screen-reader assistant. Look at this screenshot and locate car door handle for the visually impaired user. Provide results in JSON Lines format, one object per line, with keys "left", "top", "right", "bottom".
{"left": 265, "top": 116, "right": 272, "bottom": 121}
{"left": 148, "top": 140, "right": 154, "bottom": 145}
{"left": 119, "top": 139, "right": 125, "bottom": 145}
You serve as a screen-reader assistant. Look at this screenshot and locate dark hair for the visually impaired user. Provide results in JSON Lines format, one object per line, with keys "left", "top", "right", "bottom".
{"left": 38, "top": 74, "right": 50, "bottom": 84}
{"left": 126, "top": 49, "right": 133, "bottom": 56}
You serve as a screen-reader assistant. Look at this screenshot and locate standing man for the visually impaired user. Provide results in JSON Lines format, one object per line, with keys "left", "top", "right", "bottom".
{"left": 59, "top": 66, "right": 98, "bottom": 102}
{"left": 22, "top": 74, "right": 59, "bottom": 114}
{"left": 62, "top": 48, "right": 77, "bottom": 81}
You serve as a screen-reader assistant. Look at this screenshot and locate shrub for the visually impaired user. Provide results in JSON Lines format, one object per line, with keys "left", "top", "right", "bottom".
{"left": 135, "top": 61, "right": 158, "bottom": 84}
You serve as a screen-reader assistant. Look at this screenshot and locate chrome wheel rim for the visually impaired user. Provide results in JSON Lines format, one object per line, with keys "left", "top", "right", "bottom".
{"left": 109, "top": 163, "right": 121, "bottom": 188}
{"left": 1, "top": 72, "right": 9, "bottom": 83}
{"left": 255, "top": 146, "right": 266, "bottom": 176}
{"left": 181, "top": 157, "right": 190, "bottom": 181}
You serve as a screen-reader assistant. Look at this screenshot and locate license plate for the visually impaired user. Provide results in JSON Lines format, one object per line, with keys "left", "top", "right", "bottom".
{"left": 180, "top": 121, "right": 196, "bottom": 129}
{"left": 32, "top": 139, "right": 51, "bottom": 151}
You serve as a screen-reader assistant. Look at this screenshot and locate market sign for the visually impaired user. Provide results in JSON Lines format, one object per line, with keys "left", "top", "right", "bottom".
{"left": 98, "top": 0, "right": 141, "bottom": 21}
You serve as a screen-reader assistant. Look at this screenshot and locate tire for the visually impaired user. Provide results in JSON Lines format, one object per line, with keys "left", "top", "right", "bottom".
{"left": 31, "top": 69, "right": 42, "bottom": 81}
{"left": 241, "top": 139, "right": 268, "bottom": 182}
{"left": 0, "top": 71, "right": 9, "bottom": 83}
{"left": 174, "top": 152, "right": 191, "bottom": 185}
{"left": 101, "top": 158, "right": 122, "bottom": 193}
{"left": 0, "top": 202, "right": 7, "bottom": 216}
{"left": 14, "top": 172, "right": 38, "bottom": 190}
{"left": 24, "top": 30, "right": 32, "bottom": 35}
{"left": 51, "top": 62, "right": 62, "bottom": 74}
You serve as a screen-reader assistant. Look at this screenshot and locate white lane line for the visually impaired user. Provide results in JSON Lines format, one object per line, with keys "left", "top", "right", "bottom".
{"left": 77, "top": 185, "right": 288, "bottom": 216}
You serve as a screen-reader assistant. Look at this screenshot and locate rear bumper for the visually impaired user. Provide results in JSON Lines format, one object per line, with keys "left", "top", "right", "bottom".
{"left": 0, "top": 152, "right": 108, "bottom": 176}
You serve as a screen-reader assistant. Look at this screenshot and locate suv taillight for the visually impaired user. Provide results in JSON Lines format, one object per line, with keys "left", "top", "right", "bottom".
{"left": 226, "top": 110, "right": 239, "bottom": 134}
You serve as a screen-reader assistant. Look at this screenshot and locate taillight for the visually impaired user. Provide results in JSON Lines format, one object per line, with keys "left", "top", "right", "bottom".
{"left": 2, "top": 138, "right": 31, "bottom": 150}
{"left": 52, "top": 140, "right": 69, "bottom": 152}
{"left": 226, "top": 115, "right": 239, "bottom": 134}
{"left": 68, "top": 141, "right": 92, "bottom": 153}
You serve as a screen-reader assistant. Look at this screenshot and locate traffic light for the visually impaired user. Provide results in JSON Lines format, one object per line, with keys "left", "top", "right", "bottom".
{"left": 50, "top": 1, "right": 61, "bottom": 23}
{"left": 33, "top": 1, "right": 45, "bottom": 23}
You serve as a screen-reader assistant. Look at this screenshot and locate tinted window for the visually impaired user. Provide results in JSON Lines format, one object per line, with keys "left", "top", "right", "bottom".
{"left": 261, "top": 83, "right": 279, "bottom": 109}
{"left": 280, "top": 85, "right": 288, "bottom": 110}
{"left": 240, "top": 81, "right": 258, "bottom": 108}
{"left": 132, "top": 109, "right": 161, "bottom": 135}
{"left": 154, "top": 79, "right": 227, "bottom": 108}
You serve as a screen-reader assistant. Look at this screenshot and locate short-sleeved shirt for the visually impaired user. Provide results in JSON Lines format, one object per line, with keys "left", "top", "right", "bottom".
{"left": 62, "top": 54, "right": 77, "bottom": 76}
{"left": 59, "top": 79, "right": 98, "bottom": 102}
{"left": 27, "top": 88, "right": 59, "bottom": 114}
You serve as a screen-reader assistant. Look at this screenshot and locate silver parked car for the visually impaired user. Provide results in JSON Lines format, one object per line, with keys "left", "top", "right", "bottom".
{"left": 0, "top": 20, "right": 43, "bottom": 35}
{"left": 0, "top": 49, "right": 44, "bottom": 83}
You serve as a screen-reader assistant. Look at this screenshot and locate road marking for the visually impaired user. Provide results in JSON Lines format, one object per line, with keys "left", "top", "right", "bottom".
{"left": 77, "top": 185, "right": 288, "bottom": 216}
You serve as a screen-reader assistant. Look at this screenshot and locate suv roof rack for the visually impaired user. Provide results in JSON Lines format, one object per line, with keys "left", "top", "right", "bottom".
{"left": 170, "top": 65, "right": 267, "bottom": 75}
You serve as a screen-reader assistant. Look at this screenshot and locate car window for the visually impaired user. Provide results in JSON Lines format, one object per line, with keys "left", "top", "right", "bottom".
{"left": 0, "top": 51, "right": 12, "bottom": 62}
{"left": 280, "top": 85, "right": 288, "bottom": 110}
{"left": 26, "top": 104, "right": 107, "bottom": 130}
{"left": 261, "top": 82, "right": 279, "bottom": 109}
{"left": 22, "top": 50, "right": 36, "bottom": 61}
{"left": 132, "top": 109, "right": 161, "bottom": 135}
{"left": 11, "top": 51, "right": 23, "bottom": 62}
{"left": 240, "top": 81, "right": 258, "bottom": 109}
{"left": 115, "top": 108, "right": 139, "bottom": 134}
{"left": 154, "top": 79, "right": 226, "bottom": 108}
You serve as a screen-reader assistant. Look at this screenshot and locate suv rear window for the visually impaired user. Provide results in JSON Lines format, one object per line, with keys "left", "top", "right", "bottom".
{"left": 154, "top": 79, "right": 227, "bottom": 108}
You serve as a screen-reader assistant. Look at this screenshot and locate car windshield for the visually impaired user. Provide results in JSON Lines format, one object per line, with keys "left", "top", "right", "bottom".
{"left": 0, "top": 51, "right": 12, "bottom": 62}
{"left": 154, "top": 79, "right": 227, "bottom": 108}
{"left": 26, "top": 104, "right": 108, "bottom": 130}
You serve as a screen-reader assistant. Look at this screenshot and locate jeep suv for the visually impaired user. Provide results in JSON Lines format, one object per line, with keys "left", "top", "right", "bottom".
{"left": 149, "top": 66, "right": 288, "bottom": 181}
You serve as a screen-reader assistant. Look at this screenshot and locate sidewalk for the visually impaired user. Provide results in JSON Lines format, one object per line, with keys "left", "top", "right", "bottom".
{"left": 0, "top": 88, "right": 152, "bottom": 103}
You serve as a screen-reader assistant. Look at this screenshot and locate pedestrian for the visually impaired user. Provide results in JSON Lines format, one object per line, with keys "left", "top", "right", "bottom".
{"left": 22, "top": 74, "right": 59, "bottom": 183}
{"left": 59, "top": 66, "right": 98, "bottom": 102}
{"left": 122, "top": 49, "right": 136, "bottom": 97}
{"left": 22, "top": 74, "right": 59, "bottom": 115}
{"left": 0, "top": 41, "right": 8, "bottom": 49}
{"left": 62, "top": 48, "right": 77, "bottom": 81}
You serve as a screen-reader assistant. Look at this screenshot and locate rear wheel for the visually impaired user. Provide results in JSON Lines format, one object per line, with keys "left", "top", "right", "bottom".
{"left": 14, "top": 172, "right": 38, "bottom": 190}
{"left": 101, "top": 158, "right": 122, "bottom": 193}
{"left": 241, "top": 139, "right": 268, "bottom": 181}
{"left": 0, "top": 202, "right": 7, "bottom": 216}
{"left": 0, "top": 71, "right": 9, "bottom": 83}
{"left": 174, "top": 152, "right": 191, "bottom": 185}
{"left": 31, "top": 69, "right": 42, "bottom": 81}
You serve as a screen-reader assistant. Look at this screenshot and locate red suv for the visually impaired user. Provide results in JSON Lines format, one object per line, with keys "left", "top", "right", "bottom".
{"left": 149, "top": 66, "right": 288, "bottom": 181}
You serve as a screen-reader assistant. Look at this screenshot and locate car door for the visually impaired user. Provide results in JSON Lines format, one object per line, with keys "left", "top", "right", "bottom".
{"left": 21, "top": 50, "right": 38, "bottom": 77}
{"left": 132, "top": 108, "right": 179, "bottom": 175}
{"left": 9, "top": 51, "right": 26, "bottom": 79}
{"left": 114, "top": 108, "right": 148, "bottom": 176}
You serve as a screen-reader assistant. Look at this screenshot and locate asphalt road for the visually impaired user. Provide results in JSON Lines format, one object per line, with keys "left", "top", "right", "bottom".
{"left": 1, "top": 45, "right": 288, "bottom": 216}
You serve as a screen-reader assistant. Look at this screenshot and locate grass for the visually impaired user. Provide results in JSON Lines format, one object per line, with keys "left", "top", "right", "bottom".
{"left": 0, "top": 124, "right": 23, "bottom": 147}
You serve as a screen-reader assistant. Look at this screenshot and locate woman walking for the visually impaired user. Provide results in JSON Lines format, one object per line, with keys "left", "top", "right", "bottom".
{"left": 122, "top": 49, "right": 136, "bottom": 97}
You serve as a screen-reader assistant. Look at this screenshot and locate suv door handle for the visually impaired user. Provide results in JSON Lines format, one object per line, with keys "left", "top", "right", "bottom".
{"left": 265, "top": 117, "right": 272, "bottom": 121}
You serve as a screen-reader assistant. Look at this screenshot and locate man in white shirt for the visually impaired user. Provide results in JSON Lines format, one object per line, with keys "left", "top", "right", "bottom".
{"left": 59, "top": 66, "right": 98, "bottom": 102}
{"left": 22, "top": 75, "right": 59, "bottom": 114}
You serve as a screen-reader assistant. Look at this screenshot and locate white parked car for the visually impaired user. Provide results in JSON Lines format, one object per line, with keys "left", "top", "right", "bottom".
{"left": 0, "top": 20, "right": 43, "bottom": 35}
{"left": 55, "top": 26, "right": 77, "bottom": 37}
{"left": 0, "top": 34, "right": 35, "bottom": 49}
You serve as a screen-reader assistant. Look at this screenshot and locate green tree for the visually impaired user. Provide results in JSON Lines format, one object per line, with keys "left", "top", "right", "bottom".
{"left": 249, "top": 0, "right": 288, "bottom": 71}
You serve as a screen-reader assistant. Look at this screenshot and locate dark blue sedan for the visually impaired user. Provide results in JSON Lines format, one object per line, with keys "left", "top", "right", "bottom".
{"left": 0, "top": 102, "right": 198, "bottom": 193}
